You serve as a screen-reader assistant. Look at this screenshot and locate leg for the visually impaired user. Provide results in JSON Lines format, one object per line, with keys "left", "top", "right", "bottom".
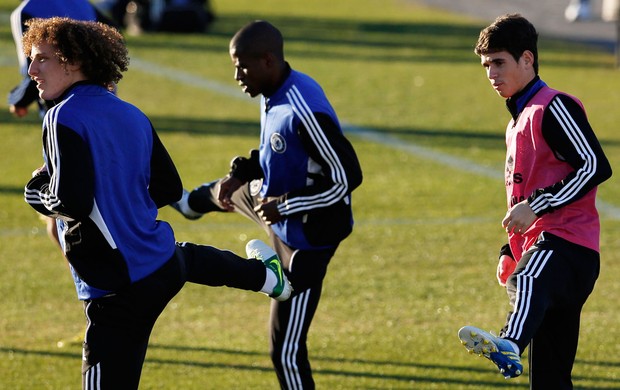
{"left": 502, "top": 233, "right": 599, "bottom": 385}
{"left": 459, "top": 233, "right": 594, "bottom": 380}
{"left": 269, "top": 241, "right": 334, "bottom": 389}
{"left": 179, "top": 241, "right": 265, "bottom": 291}
{"left": 176, "top": 179, "right": 333, "bottom": 386}
{"left": 501, "top": 247, "right": 555, "bottom": 353}
{"left": 565, "top": 0, "right": 592, "bottom": 21}
{"left": 82, "top": 298, "right": 153, "bottom": 389}
{"left": 187, "top": 180, "right": 228, "bottom": 214}
{"left": 39, "top": 215, "right": 63, "bottom": 252}
{"left": 502, "top": 233, "right": 599, "bottom": 347}
{"left": 270, "top": 286, "right": 322, "bottom": 390}
{"left": 529, "top": 307, "right": 581, "bottom": 390}
{"left": 179, "top": 240, "right": 291, "bottom": 300}
{"left": 82, "top": 252, "right": 185, "bottom": 389}
{"left": 460, "top": 242, "right": 554, "bottom": 379}
{"left": 182, "top": 179, "right": 267, "bottom": 229}
{"left": 526, "top": 236, "right": 600, "bottom": 389}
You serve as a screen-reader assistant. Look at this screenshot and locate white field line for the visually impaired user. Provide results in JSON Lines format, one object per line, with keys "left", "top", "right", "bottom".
{"left": 130, "top": 58, "right": 255, "bottom": 103}
{"left": 132, "top": 57, "right": 620, "bottom": 220}
{"left": 341, "top": 123, "right": 503, "bottom": 179}
{"left": 342, "top": 124, "right": 620, "bottom": 220}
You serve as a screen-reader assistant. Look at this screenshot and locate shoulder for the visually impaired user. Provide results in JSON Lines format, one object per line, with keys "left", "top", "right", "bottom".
{"left": 289, "top": 70, "right": 324, "bottom": 94}
{"left": 537, "top": 86, "right": 583, "bottom": 107}
{"left": 545, "top": 92, "right": 585, "bottom": 118}
{"left": 286, "top": 70, "right": 335, "bottom": 114}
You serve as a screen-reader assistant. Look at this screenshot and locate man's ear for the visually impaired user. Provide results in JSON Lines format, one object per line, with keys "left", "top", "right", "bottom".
{"left": 66, "top": 62, "right": 81, "bottom": 72}
{"left": 521, "top": 50, "right": 535, "bottom": 68}
{"left": 263, "top": 52, "right": 275, "bottom": 68}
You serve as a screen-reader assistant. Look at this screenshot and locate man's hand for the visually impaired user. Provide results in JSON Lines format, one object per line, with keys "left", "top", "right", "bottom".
{"left": 497, "top": 254, "right": 517, "bottom": 287}
{"left": 32, "top": 164, "right": 48, "bottom": 177}
{"left": 502, "top": 200, "right": 537, "bottom": 234}
{"left": 10, "top": 104, "right": 28, "bottom": 118}
{"left": 254, "top": 197, "right": 283, "bottom": 225}
{"left": 217, "top": 175, "right": 243, "bottom": 211}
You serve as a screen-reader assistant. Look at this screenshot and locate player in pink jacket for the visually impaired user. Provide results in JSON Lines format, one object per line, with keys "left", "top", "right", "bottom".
{"left": 458, "top": 14, "right": 612, "bottom": 389}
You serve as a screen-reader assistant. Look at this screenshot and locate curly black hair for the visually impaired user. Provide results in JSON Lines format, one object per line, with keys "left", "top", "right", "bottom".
{"left": 22, "top": 17, "right": 129, "bottom": 89}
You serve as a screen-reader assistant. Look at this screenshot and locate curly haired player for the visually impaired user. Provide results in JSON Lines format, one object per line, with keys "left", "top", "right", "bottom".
{"left": 22, "top": 17, "right": 290, "bottom": 389}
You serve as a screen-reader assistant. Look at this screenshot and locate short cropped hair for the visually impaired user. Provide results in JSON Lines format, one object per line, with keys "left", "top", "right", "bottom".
{"left": 230, "top": 20, "right": 284, "bottom": 61}
{"left": 475, "top": 14, "right": 539, "bottom": 74}
{"left": 22, "top": 17, "right": 129, "bottom": 88}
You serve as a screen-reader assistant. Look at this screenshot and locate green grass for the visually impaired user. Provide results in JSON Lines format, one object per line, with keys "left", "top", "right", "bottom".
{"left": 1, "top": 0, "right": 619, "bottom": 388}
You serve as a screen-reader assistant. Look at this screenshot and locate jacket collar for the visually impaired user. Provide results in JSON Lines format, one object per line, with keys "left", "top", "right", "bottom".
{"left": 52, "top": 80, "right": 105, "bottom": 106}
{"left": 505, "top": 76, "right": 547, "bottom": 121}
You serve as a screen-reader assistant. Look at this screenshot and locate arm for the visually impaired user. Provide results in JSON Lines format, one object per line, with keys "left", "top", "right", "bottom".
{"left": 496, "top": 243, "right": 516, "bottom": 287}
{"left": 9, "top": 8, "right": 40, "bottom": 116}
{"left": 274, "top": 113, "right": 363, "bottom": 218}
{"left": 217, "top": 149, "right": 262, "bottom": 210}
{"left": 25, "top": 124, "right": 95, "bottom": 220}
{"left": 229, "top": 148, "right": 263, "bottom": 182}
{"left": 8, "top": 77, "right": 41, "bottom": 116}
{"left": 148, "top": 128, "right": 183, "bottom": 208}
{"left": 528, "top": 94, "right": 612, "bottom": 215}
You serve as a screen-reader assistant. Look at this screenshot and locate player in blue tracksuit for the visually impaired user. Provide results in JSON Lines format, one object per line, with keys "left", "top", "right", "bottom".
{"left": 10, "top": 0, "right": 115, "bottom": 251}
{"left": 22, "top": 17, "right": 290, "bottom": 389}
{"left": 171, "top": 20, "right": 363, "bottom": 389}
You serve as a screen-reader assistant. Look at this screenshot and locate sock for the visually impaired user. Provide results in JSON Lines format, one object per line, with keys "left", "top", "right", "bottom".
{"left": 260, "top": 268, "right": 277, "bottom": 294}
{"left": 177, "top": 191, "right": 203, "bottom": 218}
{"left": 185, "top": 192, "right": 196, "bottom": 212}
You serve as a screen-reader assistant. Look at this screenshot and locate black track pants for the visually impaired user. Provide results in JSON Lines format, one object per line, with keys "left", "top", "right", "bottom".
{"left": 190, "top": 180, "right": 337, "bottom": 389}
{"left": 82, "top": 243, "right": 266, "bottom": 389}
{"left": 502, "top": 232, "right": 600, "bottom": 390}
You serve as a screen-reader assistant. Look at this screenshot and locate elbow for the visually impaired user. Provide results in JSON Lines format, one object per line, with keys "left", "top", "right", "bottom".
{"left": 351, "top": 172, "right": 363, "bottom": 192}
{"left": 64, "top": 201, "right": 94, "bottom": 221}
{"left": 599, "top": 160, "right": 613, "bottom": 183}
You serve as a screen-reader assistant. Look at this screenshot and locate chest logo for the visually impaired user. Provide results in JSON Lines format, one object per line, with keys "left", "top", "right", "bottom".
{"left": 249, "top": 179, "right": 263, "bottom": 196}
{"left": 270, "top": 133, "right": 287, "bottom": 154}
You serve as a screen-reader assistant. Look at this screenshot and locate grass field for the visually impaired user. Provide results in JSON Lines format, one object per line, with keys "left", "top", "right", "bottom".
{"left": 1, "top": 0, "right": 619, "bottom": 388}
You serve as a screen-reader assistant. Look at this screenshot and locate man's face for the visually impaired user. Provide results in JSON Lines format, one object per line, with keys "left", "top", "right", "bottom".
{"left": 230, "top": 47, "right": 271, "bottom": 98}
{"left": 479, "top": 50, "right": 534, "bottom": 98}
{"left": 28, "top": 42, "right": 78, "bottom": 101}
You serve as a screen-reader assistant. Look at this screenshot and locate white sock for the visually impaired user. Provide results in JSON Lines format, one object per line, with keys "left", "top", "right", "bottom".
{"left": 260, "top": 268, "right": 277, "bottom": 294}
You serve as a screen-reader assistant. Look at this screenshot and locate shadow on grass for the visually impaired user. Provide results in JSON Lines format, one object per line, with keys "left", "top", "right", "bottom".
{"left": 150, "top": 116, "right": 258, "bottom": 137}
{"left": 3, "top": 109, "right": 619, "bottom": 151}
{"left": 127, "top": 14, "right": 613, "bottom": 69}
{"left": 0, "top": 185, "right": 24, "bottom": 195}
{"left": 2, "top": 345, "right": 618, "bottom": 388}
{"left": 150, "top": 116, "right": 505, "bottom": 146}
{"left": 0, "top": 29, "right": 13, "bottom": 44}
{"left": 0, "top": 110, "right": 42, "bottom": 128}
{"left": 150, "top": 115, "right": 620, "bottom": 152}
{"left": 150, "top": 115, "right": 507, "bottom": 155}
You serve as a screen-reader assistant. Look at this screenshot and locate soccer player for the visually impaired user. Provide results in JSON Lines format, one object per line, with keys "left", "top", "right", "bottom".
{"left": 171, "top": 20, "right": 363, "bottom": 389}
{"left": 22, "top": 17, "right": 290, "bottom": 389}
{"left": 458, "top": 14, "right": 612, "bottom": 389}
{"left": 9, "top": 0, "right": 111, "bottom": 118}
{"left": 9, "top": 0, "right": 115, "bottom": 251}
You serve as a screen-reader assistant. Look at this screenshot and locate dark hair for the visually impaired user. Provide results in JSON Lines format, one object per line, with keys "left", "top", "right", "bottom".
{"left": 475, "top": 14, "right": 539, "bottom": 74}
{"left": 22, "top": 17, "right": 129, "bottom": 88}
{"left": 230, "top": 20, "right": 284, "bottom": 61}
